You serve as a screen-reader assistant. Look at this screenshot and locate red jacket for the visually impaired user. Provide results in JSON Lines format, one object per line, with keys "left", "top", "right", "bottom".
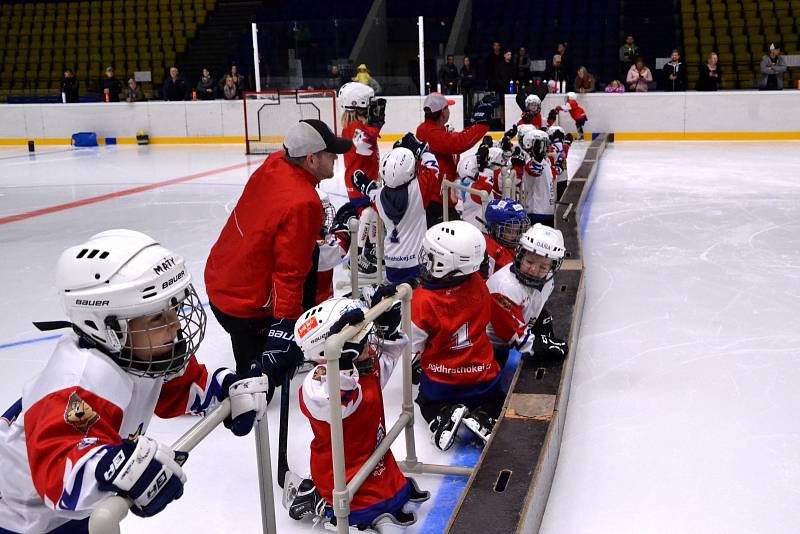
{"left": 516, "top": 112, "right": 542, "bottom": 129}
{"left": 415, "top": 119, "right": 489, "bottom": 205}
{"left": 205, "top": 151, "right": 323, "bottom": 320}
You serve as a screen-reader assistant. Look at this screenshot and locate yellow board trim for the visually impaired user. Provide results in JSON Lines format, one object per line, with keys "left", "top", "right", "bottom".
{"left": 614, "top": 131, "right": 800, "bottom": 141}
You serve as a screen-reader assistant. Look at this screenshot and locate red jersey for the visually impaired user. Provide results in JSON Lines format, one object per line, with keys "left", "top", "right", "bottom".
{"left": 516, "top": 112, "right": 542, "bottom": 129}
{"left": 205, "top": 151, "right": 323, "bottom": 320}
{"left": 342, "top": 121, "right": 381, "bottom": 203}
{"left": 562, "top": 98, "right": 587, "bottom": 121}
{"left": 410, "top": 274, "right": 499, "bottom": 402}
{"left": 415, "top": 119, "right": 489, "bottom": 205}
{"left": 299, "top": 337, "right": 410, "bottom": 525}
{"left": 483, "top": 234, "right": 514, "bottom": 279}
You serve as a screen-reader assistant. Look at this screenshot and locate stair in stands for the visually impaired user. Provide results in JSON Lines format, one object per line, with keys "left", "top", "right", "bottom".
{"left": 177, "top": 0, "right": 263, "bottom": 91}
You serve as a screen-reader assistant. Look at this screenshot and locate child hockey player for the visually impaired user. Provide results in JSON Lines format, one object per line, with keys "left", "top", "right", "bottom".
{"left": 487, "top": 224, "right": 569, "bottom": 367}
{"left": 315, "top": 188, "right": 350, "bottom": 303}
{"left": 552, "top": 92, "right": 588, "bottom": 139}
{"left": 546, "top": 125, "right": 572, "bottom": 200}
{"left": 412, "top": 221, "right": 504, "bottom": 448}
{"left": 339, "top": 82, "right": 387, "bottom": 275}
{"left": 292, "top": 288, "right": 429, "bottom": 530}
{"left": 482, "top": 198, "right": 530, "bottom": 278}
{"left": 455, "top": 144, "right": 506, "bottom": 229}
{"left": 516, "top": 127, "right": 557, "bottom": 227}
{"left": 517, "top": 94, "right": 543, "bottom": 128}
{"left": 0, "top": 230, "right": 270, "bottom": 533}
{"left": 353, "top": 134, "right": 441, "bottom": 284}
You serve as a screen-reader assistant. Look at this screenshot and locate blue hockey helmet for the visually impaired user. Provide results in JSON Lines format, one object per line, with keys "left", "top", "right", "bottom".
{"left": 484, "top": 198, "right": 530, "bottom": 248}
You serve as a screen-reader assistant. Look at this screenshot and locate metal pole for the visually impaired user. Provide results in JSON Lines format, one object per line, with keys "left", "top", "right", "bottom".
{"left": 375, "top": 218, "right": 384, "bottom": 284}
{"left": 255, "top": 417, "right": 277, "bottom": 534}
{"left": 401, "top": 290, "right": 418, "bottom": 466}
{"left": 442, "top": 180, "right": 450, "bottom": 222}
{"left": 418, "top": 16, "right": 425, "bottom": 96}
{"left": 252, "top": 23, "right": 262, "bottom": 93}
{"left": 348, "top": 216, "right": 359, "bottom": 296}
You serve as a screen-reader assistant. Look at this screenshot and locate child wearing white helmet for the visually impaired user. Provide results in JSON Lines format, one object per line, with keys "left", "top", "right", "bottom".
{"left": 517, "top": 93, "right": 543, "bottom": 128}
{"left": 551, "top": 91, "right": 588, "bottom": 139}
{"left": 456, "top": 142, "right": 506, "bottom": 230}
{"left": 515, "top": 127, "right": 557, "bottom": 227}
{"left": 314, "top": 188, "right": 351, "bottom": 303}
{"left": 546, "top": 125, "right": 573, "bottom": 200}
{"left": 0, "top": 230, "right": 270, "bottom": 533}
{"left": 289, "top": 287, "right": 429, "bottom": 530}
{"left": 487, "top": 224, "right": 568, "bottom": 368}
{"left": 353, "top": 133, "right": 441, "bottom": 284}
{"left": 411, "top": 221, "right": 505, "bottom": 449}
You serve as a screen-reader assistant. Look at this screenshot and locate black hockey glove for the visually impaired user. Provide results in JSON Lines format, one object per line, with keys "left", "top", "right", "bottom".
{"left": 397, "top": 132, "right": 428, "bottom": 159}
{"left": 262, "top": 318, "right": 304, "bottom": 391}
{"left": 353, "top": 170, "right": 378, "bottom": 196}
{"left": 476, "top": 144, "right": 490, "bottom": 172}
{"left": 333, "top": 201, "right": 359, "bottom": 229}
{"left": 532, "top": 333, "right": 568, "bottom": 359}
{"left": 565, "top": 133, "right": 574, "bottom": 145}
{"left": 472, "top": 95, "right": 498, "bottom": 125}
{"left": 479, "top": 135, "right": 494, "bottom": 150}
{"left": 328, "top": 306, "right": 367, "bottom": 369}
{"left": 510, "top": 146, "right": 526, "bottom": 167}
{"left": 522, "top": 111, "right": 534, "bottom": 123}
{"left": 367, "top": 97, "right": 387, "bottom": 125}
{"left": 504, "top": 124, "right": 518, "bottom": 140}
{"left": 547, "top": 108, "right": 559, "bottom": 124}
{"left": 370, "top": 283, "right": 402, "bottom": 340}
{"left": 530, "top": 308, "right": 554, "bottom": 336}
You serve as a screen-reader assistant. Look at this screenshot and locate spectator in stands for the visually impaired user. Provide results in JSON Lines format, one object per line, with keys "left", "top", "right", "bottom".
{"left": 695, "top": 52, "right": 722, "bottom": 91}
{"left": 759, "top": 43, "right": 788, "bottom": 91}
{"left": 163, "top": 67, "right": 189, "bottom": 101}
{"left": 323, "top": 65, "right": 342, "bottom": 90}
{"left": 619, "top": 35, "right": 639, "bottom": 80}
{"left": 123, "top": 78, "right": 146, "bottom": 102}
{"left": 556, "top": 42, "right": 570, "bottom": 76}
{"left": 547, "top": 54, "right": 566, "bottom": 86}
{"left": 438, "top": 54, "right": 460, "bottom": 95}
{"left": 196, "top": 67, "right": 216, "bottom": 100}
{"left": 627, "top": 57, "right": 653, "bottom": 92}
{"left": 222, "top": 65, "right": 247, "bottom": 94}
{"left": 353, "top": 63, "right": 381, "bottom": 94}
{"left": 485, "top": 41, "right": 503, "bottom": 86}
{"left": 60, "top": 69, "right": 79, "bottom": 103}
{"left": 460, "top": 56, "right": 477, "bottom": 119}
{"left": 494, "top": 50, "right": 516, "bottom": 95}
{"left": 661, "top": 49, "right": 687, "bottom": 91}
{"left": 222, "top": 75, "right": 241, "bottom": 100}
{"left": 574, "top": 66, "right": 596, "bottom": 93}
{"left": 100, "top": 66, "right": 121, "bottom": 102}
{"left": 517, "top": 47, "right": 531, "bottom": 84}
{"left": 604, "top": 79, "right": 625, "bottom": 93}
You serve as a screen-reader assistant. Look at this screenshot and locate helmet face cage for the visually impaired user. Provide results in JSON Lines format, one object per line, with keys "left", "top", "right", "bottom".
{"left": 513, "top": 249, "right": 562, "bottom": 289}
{"left": 347, "top": 328, "right": 383, "bottom": 375}
{"left": 109, "top": 285, "right": 206, "bottom": 378}
{"left": 491, "top": 216, "right": 530, "bottom": 248}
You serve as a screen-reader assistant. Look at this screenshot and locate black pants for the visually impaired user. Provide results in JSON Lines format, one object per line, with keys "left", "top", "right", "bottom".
{"left": 415, "top": 384, "right": 506, "bottom": 424}
{"left": 210, "top": 302, "right": 271, "bottom": 374}
{"left": 425, "top": 201, "right": 461, "bottom": 228}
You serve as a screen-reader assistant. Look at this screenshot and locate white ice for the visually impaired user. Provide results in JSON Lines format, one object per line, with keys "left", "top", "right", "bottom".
{"left": 0, "top": 140, "right": 585, "bottom": 534}
{"left": 540, "top": 141, "right": 800, "bottom": 534}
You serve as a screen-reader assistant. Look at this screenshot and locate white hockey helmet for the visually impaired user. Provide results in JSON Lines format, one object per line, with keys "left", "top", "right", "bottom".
{"left": 457, "top": 153, "right": 479, "bottom": 180}
{"left": 381, "top": 147, "right": 417, "bottom": 188}
{"left": 294, "top": 297, "right": 374, "bottom": 363}
{"left": 419, "top": 221, "right": 486, "bottom": 282}
{"left": 338, "top": 82, "right": 375, "bottom": 111}
{"left": 547, "top": 125, "right": 566, "bottom": 143}
{"left": 566, "top": 91, "right": 577, "bottom": 101}
{"left": 520, "top": 128, "right": 550, "bottom": 159}
{"left": 487, "top": 146, "right": 505, "bottom": 168}
{"left": 56, "top": 229, "right": 206, "bottom": 377}
{"left": 514, "top": 224, "right": 566, "bottom": 289}
{"left": 516, "top": 124, "right": 536, "bottom": 143}
{"left": 524, "top": 94, "right": 541, "bottom": 112}
{"left": 316, "top": 188, "right": 335, "bottom": 236}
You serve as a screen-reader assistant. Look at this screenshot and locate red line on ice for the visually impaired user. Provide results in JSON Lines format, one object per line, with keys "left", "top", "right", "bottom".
{"left": 0, "top": 161, "right": 255, "bottom": 225}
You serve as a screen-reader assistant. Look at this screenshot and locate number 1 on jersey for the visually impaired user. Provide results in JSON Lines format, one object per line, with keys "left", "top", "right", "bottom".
{"left": 450, "top": 322, "right": 473, "bottom": 350}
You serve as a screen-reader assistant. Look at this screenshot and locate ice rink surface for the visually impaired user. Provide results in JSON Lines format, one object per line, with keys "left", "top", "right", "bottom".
{"left": 541, "top": 141, "right": 800, "bottom": 534}
{"left": 6, "top": 139, "right": 797, "bottom": 534}
{"left": 0, "top": 140, "right": 583, "bottom": 534}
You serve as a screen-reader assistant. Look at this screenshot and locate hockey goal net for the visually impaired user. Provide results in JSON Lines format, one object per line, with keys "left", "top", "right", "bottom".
{"left": 243, "top": 90, "right": 338, "bottom": 155}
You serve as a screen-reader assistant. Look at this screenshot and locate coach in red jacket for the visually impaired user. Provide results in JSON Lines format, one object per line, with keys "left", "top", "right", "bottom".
{"left": 205, "top": 119, "right": 352, "bottom": 388}
{"left": 415, "top": 92, "right": 497, "bottom": 226}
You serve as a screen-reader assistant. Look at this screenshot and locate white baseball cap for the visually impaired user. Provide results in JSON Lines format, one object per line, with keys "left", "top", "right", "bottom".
{"left": 283, "top": 119, "right": 352, "bottom": 158}
{"left": 423, "top": 92, "right": 456, "bottom": 113}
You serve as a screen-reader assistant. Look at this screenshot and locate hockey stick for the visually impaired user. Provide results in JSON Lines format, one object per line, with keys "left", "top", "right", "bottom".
{"left": 277, "top": 372, "right": 291, "bottom": 489}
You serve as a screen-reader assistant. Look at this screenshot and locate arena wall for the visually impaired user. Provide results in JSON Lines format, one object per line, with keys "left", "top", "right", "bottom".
{"left": 0, "top": 92, "right": 798, "bottom": 146}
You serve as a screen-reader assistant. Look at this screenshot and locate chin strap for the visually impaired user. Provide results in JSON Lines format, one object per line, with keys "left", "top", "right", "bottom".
{"left": 32, "top": 321, "right": 73, "bottom": 331}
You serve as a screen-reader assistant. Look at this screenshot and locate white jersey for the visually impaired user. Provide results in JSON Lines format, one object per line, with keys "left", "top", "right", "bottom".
{"left": 0, "top": 334, "right": 228, "bottom": 534}
{"left": 521, "top": 157, "right": 556, "bottom": 216}
{"left": 486, "top": 263, "right": 554, "bottom": 353}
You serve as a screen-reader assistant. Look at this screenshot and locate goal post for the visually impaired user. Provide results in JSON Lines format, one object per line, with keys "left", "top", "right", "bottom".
{"left": 243, "top": 89, "right": 338, "bottom": 155}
